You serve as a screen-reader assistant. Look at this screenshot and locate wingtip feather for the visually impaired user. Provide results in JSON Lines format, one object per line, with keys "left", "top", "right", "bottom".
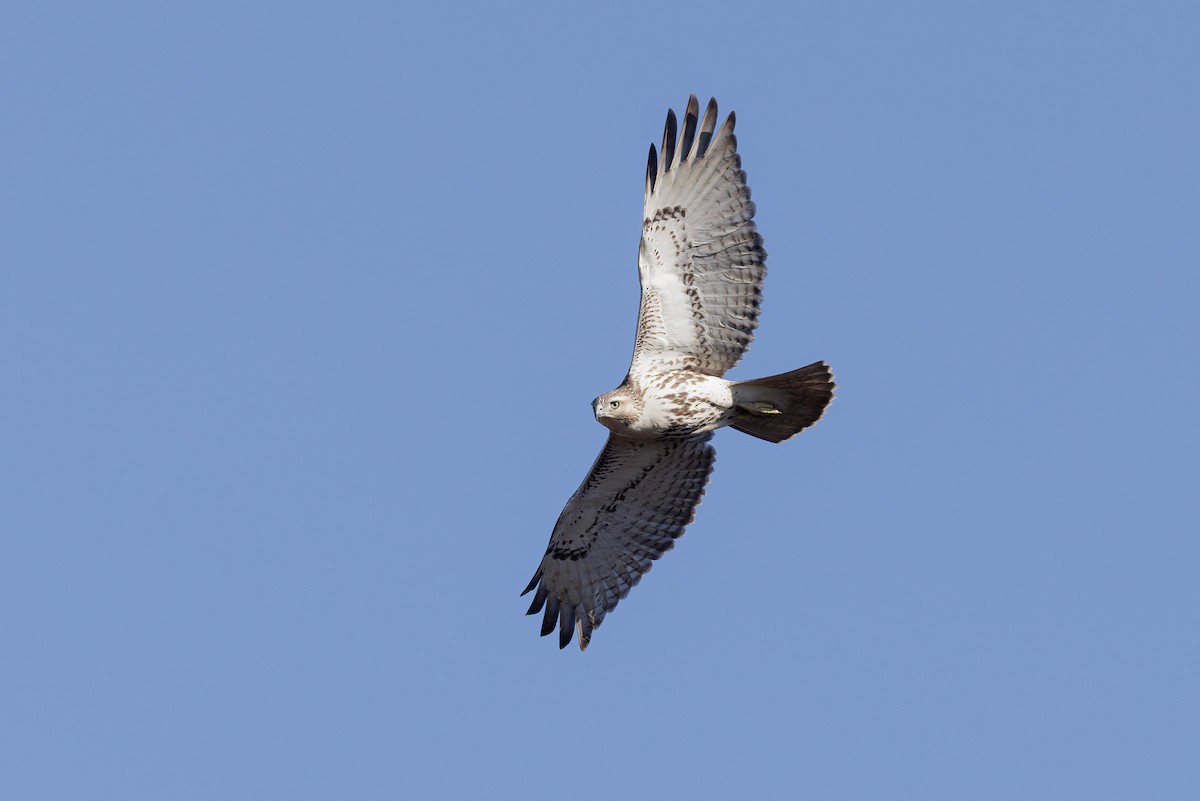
{"left": 520, "top": 570, "right": 541, "bottom": 596}
{"left": 645, "top": 143, "right": 658, "bottom": 195}
{"left": 558, "top": 605, "right": 576, "bottom": 649}
{"left": 696, "top": 97, "right": 718, "bottom": 158}
{"left": 661, "top": 108, "right": 677, "bottom": 174}
{"left": 680, "top": 94, "right": 699, "bottom": 162}
{"left": 540, "top": 597, "right": 560, "bottom": 637}
{"left": 524, "top": 583, "right": 548, "bottom": 616}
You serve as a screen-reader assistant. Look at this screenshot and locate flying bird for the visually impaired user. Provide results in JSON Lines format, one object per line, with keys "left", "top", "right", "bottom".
{"left": 522, "top": 96, "right": 834, "bottom": 650}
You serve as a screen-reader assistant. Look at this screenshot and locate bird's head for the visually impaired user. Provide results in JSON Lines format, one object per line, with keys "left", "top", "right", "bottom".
{"left": 592, "top": 387, "right": 642, "bottom": 433}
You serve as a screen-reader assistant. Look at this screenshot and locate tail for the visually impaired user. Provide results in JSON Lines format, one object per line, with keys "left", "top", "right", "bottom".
{"left": 730, "top": 361, "right": 835, "bottom": 443}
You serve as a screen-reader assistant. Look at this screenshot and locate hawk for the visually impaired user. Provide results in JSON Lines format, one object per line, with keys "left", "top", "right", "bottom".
{"left": 523, "top": 96, "right": 835, "bottom": 650}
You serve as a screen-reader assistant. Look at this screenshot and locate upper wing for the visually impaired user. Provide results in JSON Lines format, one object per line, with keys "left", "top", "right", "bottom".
{"left": 629, "top": 96, "right": 766, "bottom": 379}
{"left": 522, "top": 433, "right": 716, "bottom": 650}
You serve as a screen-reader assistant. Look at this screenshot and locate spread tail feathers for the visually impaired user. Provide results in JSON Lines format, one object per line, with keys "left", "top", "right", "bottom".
{"left": 731, "top": 361, "right": 835, "bottom": 443}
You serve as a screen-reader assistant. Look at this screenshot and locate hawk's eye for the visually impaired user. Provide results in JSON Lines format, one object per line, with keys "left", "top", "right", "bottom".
{"left": 610, "top": 400, "right": 621, "bottom": 409}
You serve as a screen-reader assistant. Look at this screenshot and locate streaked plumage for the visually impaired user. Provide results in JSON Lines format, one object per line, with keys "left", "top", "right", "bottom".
{"left": 523, "top": 96, "right": 835, "bottom": 650}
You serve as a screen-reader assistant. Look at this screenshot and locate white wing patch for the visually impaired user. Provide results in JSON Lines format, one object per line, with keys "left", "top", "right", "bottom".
{"left": 522, "top": 433, "right": 716, "bottom": 650}
{"left": 630, "top": 96, "right": 766, "bottom": 379}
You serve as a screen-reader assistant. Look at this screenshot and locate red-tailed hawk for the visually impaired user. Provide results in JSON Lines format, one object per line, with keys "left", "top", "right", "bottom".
{"left": 523, "top": 96, "right": 835, "bottom": 650}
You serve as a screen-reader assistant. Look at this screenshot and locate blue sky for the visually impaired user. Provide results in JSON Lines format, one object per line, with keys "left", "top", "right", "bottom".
{"left": 3, "top": 1, "right": 1198, "bottom": 798}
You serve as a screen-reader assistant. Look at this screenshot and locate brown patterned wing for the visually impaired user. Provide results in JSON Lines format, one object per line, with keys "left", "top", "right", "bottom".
{"left": 630, "top": 96, "right": 766, "bottom": 379}
{"left": 522, "top": 433, "right": 716, "bottom": 650}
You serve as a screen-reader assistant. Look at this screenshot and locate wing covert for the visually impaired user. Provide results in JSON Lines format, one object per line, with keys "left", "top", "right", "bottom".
{"left": 522, "top": 433, "right": 716, "bottom": 650}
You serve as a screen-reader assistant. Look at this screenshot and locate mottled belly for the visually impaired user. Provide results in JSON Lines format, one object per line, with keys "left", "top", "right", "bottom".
{"left": 643, "top": 372, "right": 734, "bottom": 436}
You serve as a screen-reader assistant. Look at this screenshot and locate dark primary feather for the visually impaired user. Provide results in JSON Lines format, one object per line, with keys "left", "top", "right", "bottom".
{"left": 540, "top": 597, "right": 559, "bottom": 637}
{"left": 660, "top": 108, "right": 677, "bottom": 176}
{"left": 696, "top": 97, "right": 718, "bottom": 158}
{"left": 557, "top": 605, "right": 576, "bottom": 650}
{"left": 679, "top": 94, "right": 699, "bottom": 163}
{"left": 645, "top": 143, "right": 658, "bottom": 195}
{"left": 523, "top": 581, "right": 547, "bottom": 613}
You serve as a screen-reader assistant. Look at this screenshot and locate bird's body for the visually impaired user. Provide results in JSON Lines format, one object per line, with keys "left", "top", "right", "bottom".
{"left": 595, "top": 371, "right": 734, "bottom": 440}
{"left": 523, "top": 96, "right": 835, "bottom": 650}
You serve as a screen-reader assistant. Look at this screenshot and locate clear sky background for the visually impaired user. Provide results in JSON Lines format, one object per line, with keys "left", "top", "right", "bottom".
{"left": 3, "top": 2, "right": 1197, "bottom": 799}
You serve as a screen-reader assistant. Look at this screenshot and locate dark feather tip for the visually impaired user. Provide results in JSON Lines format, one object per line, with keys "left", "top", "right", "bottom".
{"left": 540, "top": 597, "right": 560, "bottom": 637}
{"left": 558, "top": 606, "right": 576, "bottom": 650}
{"left": 697, "top": 97, "right": 718, "bottom": 158}
{"left": 520, "top": 570, "right": 541, "bottom": 596}
{"left": 680, "top": 94, "right": 699, "bottom": 161}
{"left": 525, "top": 584, "right": 548, "bottom": 616}
{"left": 661, "top": 109, "right": 677, "bottom": 173}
